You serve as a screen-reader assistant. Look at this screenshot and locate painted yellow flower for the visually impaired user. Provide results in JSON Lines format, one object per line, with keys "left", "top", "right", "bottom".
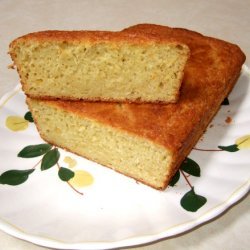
{"left": 69, "top": 170, "right": 94, "bottom": 188}
{"left": 5, "top": 116, "right": 29, "bottom": 131}
{"left": 63, "top": 156, "right": 77, "bottom": 168}
{"left": 235, "top": 135, "right": 250, "bottom": 149}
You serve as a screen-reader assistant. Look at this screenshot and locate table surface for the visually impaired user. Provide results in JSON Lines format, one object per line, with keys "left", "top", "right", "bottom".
{"left": 0, "top": 0, "right": 249, "bottom": 249}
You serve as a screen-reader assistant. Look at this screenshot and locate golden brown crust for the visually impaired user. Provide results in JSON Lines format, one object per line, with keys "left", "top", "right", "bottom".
{"left": 25, "top": 93, "right": 179, "bottom": 104}
{"left": 26, "top": 24, "right": 246, "bottom": 189}
{"left": 9, "top": 30, "right": 188, "bottom": 48}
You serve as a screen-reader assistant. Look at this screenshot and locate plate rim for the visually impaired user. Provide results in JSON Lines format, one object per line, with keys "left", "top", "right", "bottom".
{"left": 0, "top": 181, "right": 248, "bottom": 250}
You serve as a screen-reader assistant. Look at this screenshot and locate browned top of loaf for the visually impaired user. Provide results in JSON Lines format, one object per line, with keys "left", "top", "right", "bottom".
{"left": 9, "top": 29, "right": 188, "bottom": 48}
{"left": 36, "top": 24, "right": 246, "bottom": 153}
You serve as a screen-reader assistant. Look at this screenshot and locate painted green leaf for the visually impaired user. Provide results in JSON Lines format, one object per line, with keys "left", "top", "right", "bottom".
{"left": 181, "top": 187, "right": 207, "bottom": 212}
{"left": 58, "top": 167, "right": 75, "bottom": 182}
{"left": 221, "top": 97, "right": 229, "bottom": 105}
{"left": 218, "top": 144, "right": 239, "bottom": 152}
{"left": 18, "top": 144, "right": 52, "bottom": 158}
{"left": 180, "top": 158, "right": 200, "bottom": 177}
{"left": 41, "top": 148, "right": 60, "bottom": 171}
{"left": 0, "top": 169, "right": 34, "bottom": 186}
{"left": 169, "top": 170, "right": 180, "bottom": 186}
{"left": 24, "top": 111, "right": 34, "bottom": 122}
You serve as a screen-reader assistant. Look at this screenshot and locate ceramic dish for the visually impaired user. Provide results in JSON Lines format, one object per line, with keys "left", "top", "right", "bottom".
{"left": 0, "top": 66, "right": 249, "bottom": 250}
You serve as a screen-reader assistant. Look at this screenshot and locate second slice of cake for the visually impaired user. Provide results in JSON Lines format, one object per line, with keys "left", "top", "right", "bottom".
{"left": 9, "top": 31, "right": 189, "bottom": 103}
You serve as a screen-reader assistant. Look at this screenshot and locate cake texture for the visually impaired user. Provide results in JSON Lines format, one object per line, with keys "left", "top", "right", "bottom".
{"left": 27, "top": 24, "right": 245, "bottom": 190}
{"left": 9, "top": 30, "right": 189, "bottom": 103}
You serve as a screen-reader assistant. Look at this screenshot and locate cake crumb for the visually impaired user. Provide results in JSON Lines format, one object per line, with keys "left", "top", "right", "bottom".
{"left": 225, "top": 116, "right": 232, "bottom": 124}
{"left": 8, "top": 64, "right": 15, "bottom": 69}
{"left": 209, "top": 124, "right": 214, "bottom": 128}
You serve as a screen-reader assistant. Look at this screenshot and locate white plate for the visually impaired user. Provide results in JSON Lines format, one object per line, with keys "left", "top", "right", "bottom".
{"left": 0, "top": 66, "right": 249, "bottom": 250}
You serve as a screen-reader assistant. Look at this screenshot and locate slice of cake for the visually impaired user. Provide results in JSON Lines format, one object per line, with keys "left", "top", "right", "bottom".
{"left": 9, "top": 31, "right": 189, "bottom": 103}
{"left": 26, "top": 24, "right": 245, "bottom": 190}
